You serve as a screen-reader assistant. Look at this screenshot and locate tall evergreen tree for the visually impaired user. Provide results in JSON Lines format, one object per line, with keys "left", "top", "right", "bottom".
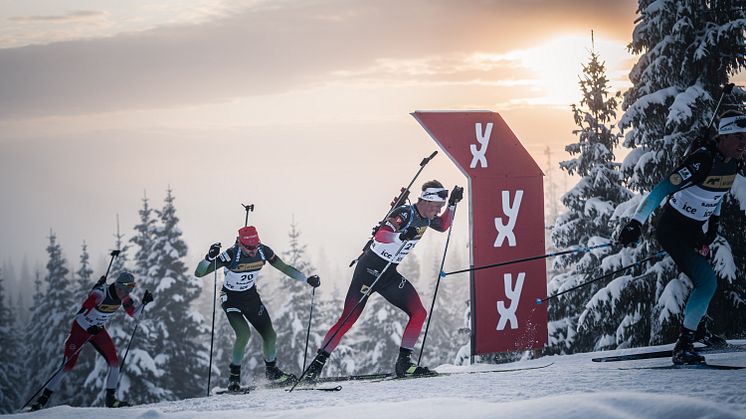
{"left": 144, "top": 188, "right": 208, "bottom": 399}
{"left": 273, "top": 217, "right": 317, "bottom": 374}
{"left": 546, "top": 38, "right": 631, "bottom": 353}
{"left": 0, "top": 268, "right": 23, "bottom": 413}
{"left": 26, "top": 232, "right": 76, "bottom": 406}
{"left": 600, "top": 0, "right": 746, "bottom": 348}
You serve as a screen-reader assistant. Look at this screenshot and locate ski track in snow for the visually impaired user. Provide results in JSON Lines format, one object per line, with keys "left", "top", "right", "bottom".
{"left": 11, "top": 340, "right": 746, "bottom": 419}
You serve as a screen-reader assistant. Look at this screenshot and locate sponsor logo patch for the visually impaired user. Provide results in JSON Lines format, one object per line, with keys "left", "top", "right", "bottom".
{"left": 669, "top": 173, "right": 683, "bottom": 185}
{"left": 678, "top": 167, "right": 692, "bottom": 180}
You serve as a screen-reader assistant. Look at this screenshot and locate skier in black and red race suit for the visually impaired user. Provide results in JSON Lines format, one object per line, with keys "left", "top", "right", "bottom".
{"left": 302, "top": 180, "right": 463, "bottom": 381}
{"left": 619, "top": 110, "right": 746, "bottom": 365}
{"left": 195, "top": 225, "right": 320, "bottom": 391}
{"left": 30, "top": 272, "right": 153, "bottom": 410}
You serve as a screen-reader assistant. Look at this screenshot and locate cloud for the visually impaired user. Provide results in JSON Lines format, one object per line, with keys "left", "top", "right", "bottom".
{"left": 8, "top": 10, "right": 108, "bottom": 23}
{"left": 0, "top": 0, "right": 636, "bottom": 119}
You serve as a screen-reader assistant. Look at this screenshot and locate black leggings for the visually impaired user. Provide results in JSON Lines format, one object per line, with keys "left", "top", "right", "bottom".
{"left": 221, "top": 287, "right": 277, "bottom": 365}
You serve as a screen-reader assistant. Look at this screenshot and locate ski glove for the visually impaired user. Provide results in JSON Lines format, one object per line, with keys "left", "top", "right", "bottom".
{"left": 306, "top": 275, "right": 321, "bottom": 288}
{"left": 448, "top": 186, "right": 464, "bottom": 206}
{"left": 87, "top": 325, "right": 102, "bottom": 335}
{"left": 142, "top": 289, "right": 154, "bottom": 305}
{"left": 399, "top": 226, "right": 419, "bottom": 241}
{"left": 618, "top": 219, "right": 642, "bottom": 246}
{"left": 206, "top": 242, "right": 221, "bottom": 261}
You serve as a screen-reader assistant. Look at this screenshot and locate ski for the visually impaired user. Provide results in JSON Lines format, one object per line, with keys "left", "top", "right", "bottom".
{"left": 591, "top": 344, "right": 746, "bottom": 363}
{"left": 314, "top": 372, "right": 392, "bottom": 383}
{"left": 619, "top": 363, "right": 744, "bottom": 371}
{"left": 216, "top": 383, "right": 342, "bottom": 394}
{"left": 369, "top": 362, "right": 554, "bottom": 383}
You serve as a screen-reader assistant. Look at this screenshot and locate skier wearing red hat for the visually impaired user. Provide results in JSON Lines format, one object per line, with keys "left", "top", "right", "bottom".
{"left": 195, "top": 225, "right": 320, "bottom": 391}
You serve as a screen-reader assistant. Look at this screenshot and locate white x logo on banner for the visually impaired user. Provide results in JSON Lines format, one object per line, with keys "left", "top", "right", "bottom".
{"left": 469, "top": 122, "right": 493, "bottom": 168}
{"left": 496, "top": 272, "right": 525, "bottom": 330}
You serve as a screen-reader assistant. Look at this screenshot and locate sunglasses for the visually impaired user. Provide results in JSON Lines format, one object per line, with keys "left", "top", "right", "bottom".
{"left": 116, "top": 282, "right": 136, "bottom": 290}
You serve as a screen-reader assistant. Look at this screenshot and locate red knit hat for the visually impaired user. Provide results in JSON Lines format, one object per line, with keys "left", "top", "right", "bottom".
{"left": 238, "top": 226, "right": 261, "bottom": 247}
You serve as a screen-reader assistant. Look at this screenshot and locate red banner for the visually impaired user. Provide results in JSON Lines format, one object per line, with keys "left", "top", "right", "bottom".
{"left": 412, "top": 111, "right": 547, "bottom": 354}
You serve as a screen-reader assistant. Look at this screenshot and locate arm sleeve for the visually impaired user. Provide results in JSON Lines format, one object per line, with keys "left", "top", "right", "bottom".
{"left": 429, "top": 205, "right": 455, "bottom": 232}
{"left": 374, "top": 224, "right": 398, "bottom": 243}
{"left": 268, "top": 255, "right": 307, "bottom": 283}
{"left": 194, "top": 248, "right": 232, "bottom": 277}
{"left": 81, "top": 290, "right": 104, "bottom": 314}
{"left": 632, "top": 179, "right": 679, "bottom": 223}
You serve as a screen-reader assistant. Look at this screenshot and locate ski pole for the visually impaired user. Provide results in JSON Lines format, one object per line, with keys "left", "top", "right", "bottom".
{"left": 117, "top": 296, "right": 151, "bottom": 386}
{"left": 536, "top": 251, "right": 667, "bottom": 304}
{"left": 301, "top": 287, "right": 317, "bottom": 372}
{"left": 206, "top": 257, "right": 218, "bottom": 397}
{"left": 417, "top": 203, "right": 458, "bottom": 365}
{"left": 19, "top": 335, "right": 94, "bottom": 412}
{"left": 685, "top": 83, "right": 735, "bottom": 155}
{"left": 349, "top": 151, "right": 437, "bottom": 267}
{"left": 242, "top": 203, "right": 254, "bottom": 227}
{"left": 443, "top": 243, "right": 613, "bottom": 277}
{"left": 291, "top": 239, "right": 413, "bottom": 392}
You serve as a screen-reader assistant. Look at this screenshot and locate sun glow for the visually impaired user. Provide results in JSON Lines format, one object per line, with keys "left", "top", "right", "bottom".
{"left": 510, "top": 34, "right": 632, "bottom": 108}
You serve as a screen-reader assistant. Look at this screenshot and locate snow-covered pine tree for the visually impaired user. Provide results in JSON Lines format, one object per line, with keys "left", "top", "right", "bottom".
{"left": 27, "top": 232, "right": 76, "bottom": 406}
{"left": 0, "top": 267, "right": 23, "bottom": 413}
{"left": 118, "top": 193, "right": 171, "bottom": 403}
{"left": 144, "top": 188, "right": 208, "bottom": 399}
{"left": 272, "top": 217, "right": 317, "bottom": 375}
{"left": 600, "top": 0, "right": 746, "bottom": 348}
{"left": 546, "top": 38, "right": 631, "bottom": 354}
{"left": 354, "top": 293, "right": 407, "bottom": 374}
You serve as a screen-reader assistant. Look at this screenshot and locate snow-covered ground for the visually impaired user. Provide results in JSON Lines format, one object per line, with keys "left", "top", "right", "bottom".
{"left": 11, "top": 341, "right": 746, "bottom": 419}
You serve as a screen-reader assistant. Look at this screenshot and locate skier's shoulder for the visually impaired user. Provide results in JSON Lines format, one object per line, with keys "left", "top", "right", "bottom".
{"left": 259, "top": 244, "right": 275, "bottom": 260}
{"left": 670, "top": 146, "right": 713, "bottom": 186}
{"left": 388, "top": 204, "right": 414, "bottom": 227}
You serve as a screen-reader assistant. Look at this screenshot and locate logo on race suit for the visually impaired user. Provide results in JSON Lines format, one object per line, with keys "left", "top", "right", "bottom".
{"left": 678, "top": 167, "right": 693, "bottom": 181}
{"left": 496, "top": 272, "right": 525, "bottom": 330}
{"left": 97, "top": 304, "right": 120, "bottom": 313}
{"left": 494, "top": 190, "right": 524, "bottom": 247}
{"left": 704, "top": 175, "right": 736, "bottom": 189}
{"left": 258, "top": 304, "right": 265, "bottom": 317}
{"left": 235, "top": 261, "right": 264, "bottom": 272}
{"left": 692, "top": 162, "right": 701, "bottom": 171}
{"left": 669, "top": 173, "right": 683, "bottom": 186}
{"left": 360, "top": 284, "right": 371, "bottom": 295}
{"left": 470, "top": 122, "right": 493, "bottom": 168}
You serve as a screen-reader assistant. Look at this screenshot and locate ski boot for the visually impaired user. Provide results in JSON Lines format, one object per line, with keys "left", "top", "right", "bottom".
{"left": 301, "top": 350, "right": 329, "bottom": 383}
{"left": 695, "top": 322, "right": 728, "bottom": 348}
{"left": 264, "top": 360, "right": 297, "bottom": 386}
{"left": 105, "top": 389, "right": 130, "bottom": 408}
{"left": 227, "top": 363, "right": 242, "bottom": 392}
{"left": 395, "top": 347, "right": 437, "bottom": 378}
{"left": 29, "top": 389, "right": 53, "bottom": 411}
{"left": 672, "top": 327, "right": 706, "bottom": 365}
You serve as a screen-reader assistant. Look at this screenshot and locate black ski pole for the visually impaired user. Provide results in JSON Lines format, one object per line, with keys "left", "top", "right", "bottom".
{"left": 443, "top": 243, "right": 612, "bottom": 277}
{"left": 19, "top": 335, "right": 94, "bottom": 412}
{"left": 242, "top": 203, "right": 254, "bottom": 227}
{"left": 206, "top": 257, "right": 218, "bottom": 397}
{"left": 301, "top": 287, "right": 317, "bottom": 372}
{"left": 117, "top": 297, "right": 151, "bottom": 385}
{"left": 417, "top": 203, "right": 458, "bottom": 365}
{"left": 349, "top": 151, "right": 438, "bottom": 267}
{"left": 290, "top": 239, "right": 413, "bottom": 392}
{"left": 536, "top": 251, "right": 667, "bottom": 304}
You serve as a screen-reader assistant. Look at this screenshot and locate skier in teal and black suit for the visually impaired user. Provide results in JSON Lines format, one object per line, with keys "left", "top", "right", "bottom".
{"left": 619, "top": 110, "right": 746, "bottom": 365}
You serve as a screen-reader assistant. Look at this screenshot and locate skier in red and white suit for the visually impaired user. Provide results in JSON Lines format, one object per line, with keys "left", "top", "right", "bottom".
{"left": 30, "top": 272, "right": 153, "bottom": 410}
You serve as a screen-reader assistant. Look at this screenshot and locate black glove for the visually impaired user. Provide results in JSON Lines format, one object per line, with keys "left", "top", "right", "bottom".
{"left": 618, "top": 219, "right": 642, "bottom": 246}
{"left": 399, "top": 226, "right": 419, "bottom": 241}
{"left": 142, "top": 289, "right": 154, "bottom": 305}
{"left": 306, "top": 275, "right": 321, "bottom": 288}
{"left": 705, "top": 215, "right": 719, "bottom": 245}
{"left": 449, "top": 186, "right": 464, "bottom": 206}
{"left": 205, "top": 242, "right": 221, "bottom": 261}
{"left": 86, "top": 325, "right": 102, "bottom": 335}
